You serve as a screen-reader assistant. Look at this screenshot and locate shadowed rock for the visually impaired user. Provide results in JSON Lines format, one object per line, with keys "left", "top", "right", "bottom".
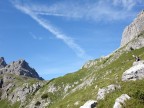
{"left": 0, "top": 79, "right": 3, "bottom": 88}
{"left": 0, "top": 57, "right": 7, "bottom": 69}
{"left": 80, "top": 100, "right": 97, "bottom": 108}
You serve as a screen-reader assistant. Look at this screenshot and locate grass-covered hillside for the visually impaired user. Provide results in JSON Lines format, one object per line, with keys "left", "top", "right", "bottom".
{"left": 43, "top": 47, "right": 144, "bottom": 108}
{"left": 1, "top": 35, "right": 144, "bottom": 108}
{"left": 22, "top": 32, "right": 144, "bottom": 108}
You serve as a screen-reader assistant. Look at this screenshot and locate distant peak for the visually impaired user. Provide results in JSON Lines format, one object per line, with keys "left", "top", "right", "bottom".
{"left": 0, "top": 57, "right": 43, "bottom": 80}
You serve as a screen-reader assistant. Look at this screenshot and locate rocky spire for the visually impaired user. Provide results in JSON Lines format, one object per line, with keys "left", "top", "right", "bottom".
{"left": 0, "top": 57, "right": 7, "bottom": 69}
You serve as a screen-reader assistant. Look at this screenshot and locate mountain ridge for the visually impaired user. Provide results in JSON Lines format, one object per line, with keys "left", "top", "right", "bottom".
{"left": 0, "top": 57, "right": 43, "bottom": 80}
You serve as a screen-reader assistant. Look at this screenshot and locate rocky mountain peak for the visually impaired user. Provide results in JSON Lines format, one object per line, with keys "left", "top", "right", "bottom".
{"left": 0, "top": 57, "right": 43, "bottom": 80}
{"left": 121, "top": 10, "right": 144, "bottom": 47}
{"left": 0, "top": 57, "right": 7, "bottom": 69}
{"left": 11, "top": 59, "right": 29, "bottom": 69}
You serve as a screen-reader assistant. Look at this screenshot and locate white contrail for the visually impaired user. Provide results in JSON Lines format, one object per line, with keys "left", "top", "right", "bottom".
{"left": 11, "top": 1, "right": 89, "bottom": 59}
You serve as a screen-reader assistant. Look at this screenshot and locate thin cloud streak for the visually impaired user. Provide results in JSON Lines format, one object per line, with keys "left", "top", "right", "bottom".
{"left": 112, "top": 0, "right": 143, "bottom": 10}
{"left": 21, "top": 0, "right": 144, "bottom": 21}
{"left": 30, "top": 32, "right": 43, "bottom": 40}
{"left": 11, "top": 1, "right": 89, "bottom": 59}
{"left": 10, "top": 0, "right": 144, "bottom": 58}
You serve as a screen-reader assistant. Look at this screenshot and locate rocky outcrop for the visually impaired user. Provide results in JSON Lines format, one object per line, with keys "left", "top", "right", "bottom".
{"left": 121, "top": 10, "right": 144, "bottom": 47}
{"left": 0, "top": 57, "right": 45, "bottom": 107}
{"left": 1, "top": 81, "right": 44, "bottom": 104}
{"left": 124, "top": 32, "right": 144, "bottom": 51}
{"left": 122, "top": 61, "right": 144, "bottom": 81}
{"left": 0, "top": 57, "right": 7, "bottom": 69}
{"left": 80, "top": 100, "right": 97, "bottom": 108}
{"left": 0, "top": 57, "right": 43, "bottom": 80}
{"left": 97, "top": 84, "right": 121, "bottom": 100}
{"left": 113, "top": 94, "right": 130, "bottom": 108}
{"left": 83, "top": 60, "right": 99, "bottom": 69}
{"left": 83, "top": 57, "right": 107, "bottom": 69}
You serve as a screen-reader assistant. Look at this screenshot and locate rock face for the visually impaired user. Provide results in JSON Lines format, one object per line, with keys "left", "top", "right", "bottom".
{"left": 97, "top": 84, "right": 121, "bottom": 100}
{"left": 0, "top": 57, "right": 7, "bottom": 69}
{"left": 0, "top": 78, "right": 44, "bottom": 105}
{"left": 0, "top": 57, "right": 43, "bottom": 80}
{"left": 80, "top": 100, "right": 97, "bottom": 108}
{"left": 5, "top": 82, "right": 43, "bottom": 103}
{"left": 121, "top": 10, "right": 144, "bottom": 47}
{"left": 122, "top": 61, "right": 144, "bottom": 81}
{"left": 113, "top": 94, "right": 130, "bottom": 108}
{"left": 124, "top": 34, "right": 144, "bottom": 51}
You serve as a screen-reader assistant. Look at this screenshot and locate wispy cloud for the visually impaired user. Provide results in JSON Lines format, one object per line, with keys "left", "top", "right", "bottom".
{"left": 112, "top": 0, "right": 143, "bottom": 10}
{"left": 10, "top": 0, "right": 144, "bottom": 58}
{"left": 30, "top": 32, "right": 43, "bottom": 40}
{"left": 16, "top": 0, "right": 144, "bottom": 21}
{"left": 11, "top": 0, "right": 89, "bottom": 59}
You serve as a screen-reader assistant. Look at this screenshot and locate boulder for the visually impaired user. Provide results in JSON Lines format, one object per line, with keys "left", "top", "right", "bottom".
{"left": 122, "top": 61, "right": 144, "bottom": 81}
{"left": 97, "top": 84, "right": 121, "bottom": 100}
{"left": 80, "top": 100, "right": 97, "bottom": 108}
{"left": 113, "top": 94, "right": 130, "bottom": 108}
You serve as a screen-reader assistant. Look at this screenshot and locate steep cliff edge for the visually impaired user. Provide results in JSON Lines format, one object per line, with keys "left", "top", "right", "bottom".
{"left": 83, "top": 10, "right": 144, "bottom": 69}
{"left": 121, "top": 10, "right": 144, "bottom": 47}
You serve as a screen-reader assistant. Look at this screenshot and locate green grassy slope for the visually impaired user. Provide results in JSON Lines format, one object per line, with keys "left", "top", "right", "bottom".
{"left": 0, "top": 47, "right": 144, "bottom": 108}
{"left": 46, "top": 47, "right": 144, "bottom": 108}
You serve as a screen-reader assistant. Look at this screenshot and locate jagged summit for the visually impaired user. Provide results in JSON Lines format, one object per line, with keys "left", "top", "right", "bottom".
{"left": 0, "top": 57, "right": 43, "bottom": 80}
{"left": 121, "top": 10, "right": 144, "bottom": 47}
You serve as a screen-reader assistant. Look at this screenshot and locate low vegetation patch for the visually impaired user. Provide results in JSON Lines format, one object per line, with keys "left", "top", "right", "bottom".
{"left": 41, "top": 93, "right": 48, "bottom": 99}
{"left": 133, "top": 90, "right": 144, "bottom": 103}
{"left": 35, "top": 101, "right": 41, "bottom": 106}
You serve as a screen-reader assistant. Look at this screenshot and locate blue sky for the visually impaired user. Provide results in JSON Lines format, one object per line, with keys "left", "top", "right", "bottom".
{"left": 0, "top": 0, "right": 144, "bottom": 80}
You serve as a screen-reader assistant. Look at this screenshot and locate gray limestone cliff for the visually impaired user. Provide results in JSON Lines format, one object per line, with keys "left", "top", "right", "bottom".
{"left": 121, "top": 10, "right": 144, "bottom": 47}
